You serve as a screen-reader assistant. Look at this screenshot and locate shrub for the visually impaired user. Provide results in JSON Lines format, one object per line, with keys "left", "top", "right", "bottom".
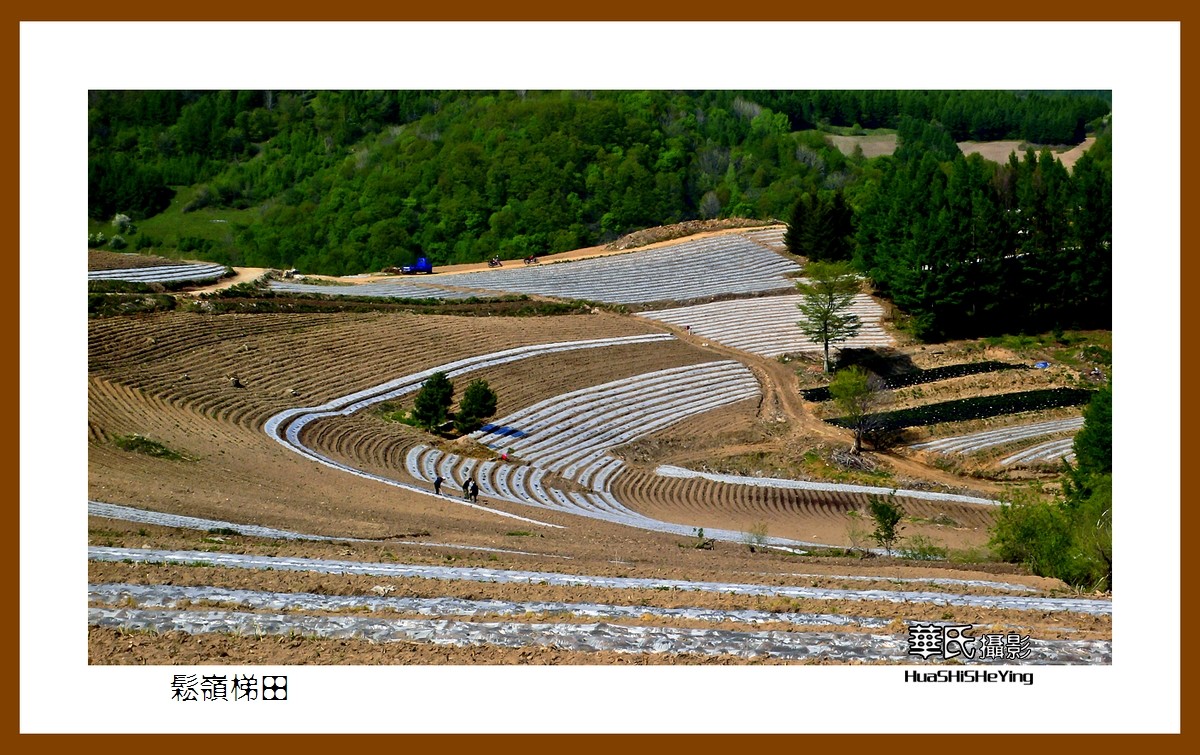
{"left": 178, "top": 236, "right": 214, "bottom": 254}
{"left": 1072, "top": 384, "right": 1111, "bottom": 475}
{"left": 108, "top": 235, "right": 128, "bottom": 251}
{"left": 743, "top": 521, "right": 770, "bottom": 552}
{"left": 867, "top": 495, "right": 904, "bottom": 555}
{"left": 183, "top": 186, "right": 216, "bottom": 213}
{"left": 1080, "top": 345, "right": 1112, "bottom": 367}
{"left": 988, "top": 492, "right": 1075, "bottom": 579}
{"left": 900, "top": 535, "right": 947, "bottom": 561}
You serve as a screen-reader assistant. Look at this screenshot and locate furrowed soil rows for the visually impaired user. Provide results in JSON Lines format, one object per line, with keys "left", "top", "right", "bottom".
{"left": 615, "top": 466, "right": 997, "bottom": 550}
{"left": 87, "top": 226, "right": 1110, "bottom": 665}
{"left": 298, "top": 339, "right": 718, "bottom": 488}
{"left": 90, "top": 311, "right": 666, "bottom": 430}
{"left": 88, "top": 250, "right": 192, "bottom": 270}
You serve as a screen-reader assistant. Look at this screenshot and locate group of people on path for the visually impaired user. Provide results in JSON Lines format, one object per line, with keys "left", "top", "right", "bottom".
{"left": 432, "top": 473, "right": 480, "bottom": 504}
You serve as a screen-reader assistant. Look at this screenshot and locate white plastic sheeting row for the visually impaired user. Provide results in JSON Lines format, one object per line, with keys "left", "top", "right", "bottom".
{"left": 638, "top": 293, "right": 894, "bottom": 357}
{"left": 88, "top": 262, "right": 228, "bottom": 284}
{"left": 262, "top": 335, "right": 848, "bottom": 550}
{"left": 90, "top": 547, "right": 1113, "bottom": 616}
{"left": 262, "top": 334, "right": 681, "bottom": 531}
{"left": 86, "top": 501, "right": 569, "bottom": 558}
{"left": 267, "top": 280, "right": 483, "bottom": 299}
{"left": 435, "top": 235, "right": 802, "bottom": 304}
{"left": 655, "top": 465, "right": 999, "bottom": 506}
{"left": 89, "top": 583, "right": 895, "bottom": 629}
{"left": 911, "top": 417, "right": 1084, "bottom": 456}
{"left": 999, "top": 438, "right": 1078, "bottom": 466}
{"left": 402, "top": 361, "right": 760, "bottom": 530}
{"left": 89, "top": 607, "right": 1110, "bottom": 663}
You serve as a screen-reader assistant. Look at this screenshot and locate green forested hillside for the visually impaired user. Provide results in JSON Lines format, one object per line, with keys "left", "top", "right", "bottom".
{"left": 852, "top": 122, "right": 1112, "bottom": 339}
{"left": 88, "top": 90, "right": 1110, "bottom": 277}
{"left": 89, "top": 89, "right": 1112, "bottom": 342}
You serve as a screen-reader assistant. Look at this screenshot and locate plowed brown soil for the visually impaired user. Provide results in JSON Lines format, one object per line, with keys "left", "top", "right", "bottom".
{"left": 88, "top": 249, "right": 188, "bottom": 270}
{"left": 88, "top": 250, "right": 1107, "bottom": 665}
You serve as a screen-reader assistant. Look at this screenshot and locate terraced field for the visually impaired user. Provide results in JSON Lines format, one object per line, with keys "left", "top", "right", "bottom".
{"left": 267, "top": 279, "right": 488, "bottom": 300}
{"left": 910, "top": 417, "right": 1084, "bottom": 467}
{"left": 87, "top": 229, "right": 1110, "bottom": 666}
{"left": 445, "top": 235, "right": 801, "bottom": 304}
{"left": 638, "top": 293, "right": 894, "bottom": 357}
{"left": 737, "top": 225, "right": 788, "bottom": 252}
{"left": 88, "top": 511, "right": 1110, "bottom": 665}
{"left": 88, "top": 261, "right": 229, "bottom": 284}
{"left": 88, "top": 250, "right": 187, "bottom": 270}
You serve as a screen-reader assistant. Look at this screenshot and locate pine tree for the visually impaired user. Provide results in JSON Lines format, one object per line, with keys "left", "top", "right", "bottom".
{"left": 454, "top": 379, "right": 498, "bottom": 435}
{"left": 784, "top": 195, "right": 812, "bottom": 257}
{"left": 412, "top": 372, "right": 454, "bottom": 431}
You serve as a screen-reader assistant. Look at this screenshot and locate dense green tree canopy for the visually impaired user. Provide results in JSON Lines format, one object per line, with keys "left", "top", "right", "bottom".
{"left": 454, "top": 379, "right": 499, "bottom": 435}
{"left": 854, "top": 120, "right": 1112, "bottom": 340}
{"left": 412, "top": 372, "right": 454, "bottom": 431}
{"left": 1073, "top": 384, "right": 1112, "bottom": 476}
{"left": 88, "top": 89, "right": 1111, "bottom": 281}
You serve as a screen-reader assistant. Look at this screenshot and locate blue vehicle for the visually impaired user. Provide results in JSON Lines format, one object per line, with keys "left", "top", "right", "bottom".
{"left": 399, "top": 256, "right": 433, "bottom": 275}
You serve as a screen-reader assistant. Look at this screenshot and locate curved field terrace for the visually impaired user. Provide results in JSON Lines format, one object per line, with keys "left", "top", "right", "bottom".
{"left": 88, "top": 261, "right": 229, "bottom": 284}
{"left": 638, "top": 293, "right": 894, "bottom": 357}
{"left": 87, "top": 229, "right": 1111, "bottom": 666}
{"left": 911, "top": 416, "right": 1084, "bottom": 468}
{"left": 420, "top": 234, "right": 802, "bottom": 304}
{"left": 267, "top": 279, "right": 489, "bottom": 300}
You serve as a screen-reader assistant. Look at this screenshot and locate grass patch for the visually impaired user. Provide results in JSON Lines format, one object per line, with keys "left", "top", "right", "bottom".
{"left": 947, "top": 545, "right": 994, "bottom": 565}
{"left": 91, "top": 185, "right": 258, "bottom": 260}
{"left": 817, "top": 125, "right": 898, "bottom": 137}
{"left": 112, "top": 434, "right": 184, "bottom": 460}
{"left": 983, "top": 329, "right": 1110, "bottom": 366}
{"left": 88, "top": 280, "right": 157, "bottom": 294}
{"left": 742, "top": 521, "right": 770, "bottom": 551}
{"left": 505, "top": 531, "right": 536, "bottom": 537}
{"left": 378, "top": 402, "right": 421, "bottom": 427}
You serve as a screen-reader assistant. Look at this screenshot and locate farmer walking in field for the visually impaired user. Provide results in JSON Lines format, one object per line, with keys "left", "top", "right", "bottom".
{"left": 433, "top": 474, "right": 444, "bottom": 495}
